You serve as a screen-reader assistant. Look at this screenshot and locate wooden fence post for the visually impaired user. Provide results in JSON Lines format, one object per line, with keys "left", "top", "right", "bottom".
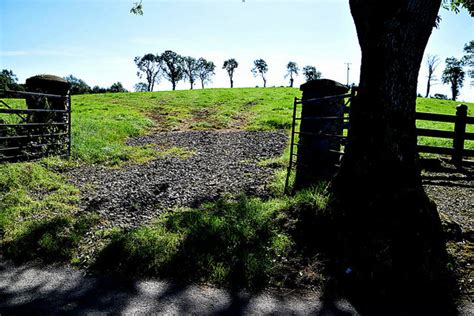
{"left": 453, "top": 104, "right": 467, "bottom": 167}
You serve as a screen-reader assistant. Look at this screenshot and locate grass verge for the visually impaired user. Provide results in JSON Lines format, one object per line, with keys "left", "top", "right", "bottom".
{"left": 0, "top": 162, "right": 99, "bottom": 262}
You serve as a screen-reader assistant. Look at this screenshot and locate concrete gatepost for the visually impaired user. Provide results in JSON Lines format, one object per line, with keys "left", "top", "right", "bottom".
{"left": 294, "top": 79, "right": 349, "bottom": 189}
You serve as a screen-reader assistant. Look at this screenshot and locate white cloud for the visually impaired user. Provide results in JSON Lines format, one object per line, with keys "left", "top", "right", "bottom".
{"left": 0, "top": 50, "right": 29, "bottom": 57}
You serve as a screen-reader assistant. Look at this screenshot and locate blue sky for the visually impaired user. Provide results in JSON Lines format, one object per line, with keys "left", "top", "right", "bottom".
{"left": 1, "top": 0, "right": 473, "bottom": 101}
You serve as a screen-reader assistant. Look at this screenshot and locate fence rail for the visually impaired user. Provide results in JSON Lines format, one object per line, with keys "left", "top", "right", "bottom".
{"left": 0, "top": 89, "right": 71, "bottom": 163}
{"left": 415, "top": 105, "right": 472, "bottom": 165}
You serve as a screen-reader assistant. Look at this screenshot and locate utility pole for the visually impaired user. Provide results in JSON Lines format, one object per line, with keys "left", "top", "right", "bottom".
{"left": 345, "top": 62, "right": 351, "bottom": 86}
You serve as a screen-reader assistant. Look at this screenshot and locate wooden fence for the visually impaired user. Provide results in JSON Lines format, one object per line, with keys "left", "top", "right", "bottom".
{"left": 416, "top": 104, "right": 474, "bottom": 166}
{"left": 286, "top": 96, "right": 474, "bottom": 192}
{"left": 0, "top": 89, "right": 71, "bottom": 163}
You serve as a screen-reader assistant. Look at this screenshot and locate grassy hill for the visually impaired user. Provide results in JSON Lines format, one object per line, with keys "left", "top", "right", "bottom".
{"left": 0, "top": 88, "right": 472, "bottom": 289}
{"left": 68, "top": 90, "right": 474, "bottom": 163}
{"left": 2, "top": 88, "right": 472, "bottom": 165}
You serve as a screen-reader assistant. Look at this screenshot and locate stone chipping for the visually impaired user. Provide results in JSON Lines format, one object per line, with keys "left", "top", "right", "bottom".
{"left": 66, "top": 130, "right": 288, "bottom": 228}
{"left": 65, "top": 131, "right": 472, "bottom": 238}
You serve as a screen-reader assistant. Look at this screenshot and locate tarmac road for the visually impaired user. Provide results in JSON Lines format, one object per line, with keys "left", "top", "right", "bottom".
{"left": 0, "top": 258, "right": 358, "bottom": 315}
{"left": 1, "top": 258, "right": 473, "bottom": 315}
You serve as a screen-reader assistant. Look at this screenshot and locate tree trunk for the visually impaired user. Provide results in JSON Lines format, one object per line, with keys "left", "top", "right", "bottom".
{"left": 451, "top": 79, "right": 457, "bottom": 100}
{"left": 328, "top": 0, "right": 452, "bottom": 312}
{"left": 201, "top": 79, "right": 205, "bottom": 89}
{"left": 263, "top": 77, "right": 266, "bottom": 88}
{"left": 425, "top": 74, "right": 431, "bottom": 98}
{"left": 290, "top": 78, "right": 294, "bottom": 88}
{"left": 172, "top": 81, "right": 176, "bottom": 91}
{"left": 230, "top": 77, "right": 234, "bottom": 88}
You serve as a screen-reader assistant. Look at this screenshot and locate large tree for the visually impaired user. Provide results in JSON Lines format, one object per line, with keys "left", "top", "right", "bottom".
{"left": 251, "top": 59, "right": 268, "bottom": 88}
{"left": 442, "top": 57, "right": 465, "bottom": 100}
{"left": 223, "top": 59, "right": 238, "bottom": 88}
{"left": 285, "top": 62, "right": 299, "bottom": 88}
{"left": 0, "top": 69, "right": 23, "bottom": 91}
{"left": 329, "top": 0, "right": 473, "bottom": 312}
{"left": 64, "top": 75, "right": 91, "bottom": 95}
{"left": 182, "top": 56, "right": 199, "bottom": 90}
{"left": 196, "top": 58, "right": 216, "bottom": 89}
{"left": 302, "top": 65, "right": 322, "bottom": 81}
{"left": 134, "top": 53, "right": 161, "bottom": 92}
{"left": 425, "top": 54, "right": 440, "bottom": 97}
{"left": 109, "top": 82, "right": 128, "bottom": 93}
{"left": 160, "top": 50, "right": 184, "bottom": 91}
{"left": 134, "top": 82, "right": 148, "bottom": 92}
{"left": 462, "top": 40, "right": 474, "bottom": 85}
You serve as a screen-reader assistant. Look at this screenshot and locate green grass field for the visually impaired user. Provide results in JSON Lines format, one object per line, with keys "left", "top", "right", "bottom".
{"left": 0, "top": 88, "right": 472, "bottom": 288}
{"left": 416, "top": 97, "right": 474, "bottom": 151}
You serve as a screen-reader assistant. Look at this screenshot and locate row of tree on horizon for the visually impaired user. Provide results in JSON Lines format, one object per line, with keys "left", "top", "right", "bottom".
{"left": 0, "top": 40, "right": 472, "bottom": 99}
{"left": 133, "top": 50, "right": 323, "bottom": 92}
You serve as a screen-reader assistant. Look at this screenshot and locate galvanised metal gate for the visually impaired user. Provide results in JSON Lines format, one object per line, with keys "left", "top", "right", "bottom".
{"left": 285, "top": 89, "right": 354, "bottom": 193}
{"left": 0, "top": 89, "right": 71, "bottom": 163}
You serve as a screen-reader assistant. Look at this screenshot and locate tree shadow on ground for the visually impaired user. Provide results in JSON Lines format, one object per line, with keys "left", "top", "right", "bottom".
{"left": 92, "top": 196, "right": 287, "bottom": 292}
{"left": 288, "top": 187, "right": 463, "bottom": 316}
{"left": 2, "top": 214, "right": 98, "bottom": 264}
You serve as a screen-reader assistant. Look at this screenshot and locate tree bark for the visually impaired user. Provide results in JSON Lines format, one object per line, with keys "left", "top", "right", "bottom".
{"left": 451, "top": 78, "right": 457, "bottom": 100}
{"left": 230, "top": 77, "right": 234, "bottom": 88}
{"left": 425, "top": 74, "right": 431, "bottom": 98}
{"left": 328, "top": 0, "right": 452, "bottom": 311}
{"left": 290, "top": 78, "right": 294, "bottom": 88}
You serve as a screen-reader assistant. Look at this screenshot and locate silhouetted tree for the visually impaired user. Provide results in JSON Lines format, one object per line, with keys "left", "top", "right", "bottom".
{"left": 442, "top": 57, "right": 465, "bottom": 100}
{"left": 223, "top": 59, "right": 238, "bottom": 88}
{"left": 462, "top": 40, "right": 474, "bottom": 85}
{"left": 425, "top": 54, "right": 440, "bottom": 97}
{"left": 302, "top": 66, "right": 322, "bottom": 81}
{"left": 64, "top": 75, "right": 90, "bottom": 95}
{"left": 183, "top": 56, "right": 199, "bottom": 90}
{"left": 285, "top": 62, "right": 299, "bottom": 87}
{"left": 134, "top": 82, "right": 149, "bottom": 92}
{"left": 251, "top": 59, "right": 268, "bottom": 88}
{"left": 109, "top": 82, "right": 128, "bottom": 93}
{"left": 330, "top": 3, "right": 473, "bottom": 313}
{"left": 197, "top": 58, "right": 216, "bottom": 89}
{"left": 0, "top": 69, "right": 24, "bottom": 91}
{"left": 134, "top": 53, "right": 161, "bottom": 92}
{"left": 160, "top": 50, "right": 184, "bottom": 91}
{"left": 91, "top": 85, "right": 107, "bottom": 94}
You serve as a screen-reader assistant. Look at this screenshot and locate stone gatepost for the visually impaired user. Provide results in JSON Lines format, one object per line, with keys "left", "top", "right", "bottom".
{"left": 294, "top": 79, "right": 349, "bottom": 189}
{"left": 25, "top": 75, "right": 70, "bottom": 155}
{"left": 25, "top": 74, "right": 70, "bottom": 115}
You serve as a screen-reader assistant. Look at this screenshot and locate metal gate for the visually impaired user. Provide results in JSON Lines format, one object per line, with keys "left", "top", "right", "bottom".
{"left": 285, "top": 89, "right": 355, "bottom": 193}
{"left": 0, "top": 89, "right": 71, "bottom": 163}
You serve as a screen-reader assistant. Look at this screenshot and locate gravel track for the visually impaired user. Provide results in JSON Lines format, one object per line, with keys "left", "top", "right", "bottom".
{"left": 66, "top": 131, "right": 472, "bottom": 236}
{"left": 421, "top": 161, "right": 473, "bottom": 239}
{"left": 66, "top": 130, "right": 288, "bottom": 228}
